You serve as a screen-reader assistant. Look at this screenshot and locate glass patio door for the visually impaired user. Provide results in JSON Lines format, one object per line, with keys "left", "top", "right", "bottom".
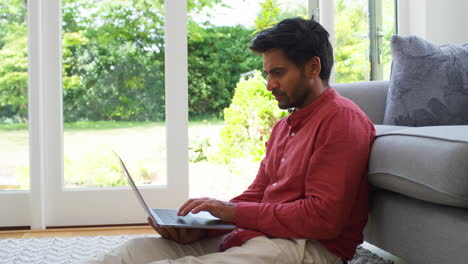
{"left": 12, "top": 0, "right": 189, "bottom": 229}
{"left": 46, "top": 0, "right": 188, "bottom": 227}
{"left": 0, "top": 0, "right": 31, "bottom": 228}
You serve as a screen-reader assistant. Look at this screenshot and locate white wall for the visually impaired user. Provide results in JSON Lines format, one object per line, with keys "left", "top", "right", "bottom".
{"left": 398, "top": 0, "right": 468, "bottom": 44}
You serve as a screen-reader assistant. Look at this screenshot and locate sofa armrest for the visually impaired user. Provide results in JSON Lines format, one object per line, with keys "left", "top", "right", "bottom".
{"left": 332, "top": 81, "right": 389, "bottom": 124}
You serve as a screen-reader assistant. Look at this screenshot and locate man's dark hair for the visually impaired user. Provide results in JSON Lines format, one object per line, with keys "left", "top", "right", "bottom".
{"left": 249, "top": 17, "right": 334, "bottom": 83}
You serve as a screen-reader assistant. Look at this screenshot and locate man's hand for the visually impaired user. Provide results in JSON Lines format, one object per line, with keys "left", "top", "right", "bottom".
{"left": 177, "top": 197, "right": 237, "bottom": 222}
{"left": 147, "top": 217, "right": 207, "bottom": 244}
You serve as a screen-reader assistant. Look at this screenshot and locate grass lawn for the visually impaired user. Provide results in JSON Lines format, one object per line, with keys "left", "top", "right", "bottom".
{"left": 0, "top": 120, "right": 257, "bottom": 200}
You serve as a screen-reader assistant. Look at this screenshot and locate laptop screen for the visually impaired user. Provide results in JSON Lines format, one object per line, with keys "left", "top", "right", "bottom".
{"left": 113, "top": 151, "right": 161, "bottom": 224}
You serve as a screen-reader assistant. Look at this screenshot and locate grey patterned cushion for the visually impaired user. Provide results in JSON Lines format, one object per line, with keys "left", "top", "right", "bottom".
{"left": 383, "top": 35, "right": 468, "bottom": 126}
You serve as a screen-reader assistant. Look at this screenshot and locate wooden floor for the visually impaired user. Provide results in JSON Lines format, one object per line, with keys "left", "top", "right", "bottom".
{"left": 0, "top": 226, "right": 155, "bottom": 239}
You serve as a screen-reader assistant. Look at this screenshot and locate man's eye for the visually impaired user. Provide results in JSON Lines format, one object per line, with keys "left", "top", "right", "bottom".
{"left": 271, "top": 71, "right": 282, "bottom": 76}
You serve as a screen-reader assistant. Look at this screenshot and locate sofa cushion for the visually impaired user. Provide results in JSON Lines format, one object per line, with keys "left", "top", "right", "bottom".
{"left": 369, "top": 125, "right": 468, "bottom": 208}
{"left": 375, "top": 125, "right": 408, "bottom": 135}
{"left": 383, "top": 35, "right": 468, "bottom": 126}
{"left": 333, "top": 81, "right": 389, "bottom": 125}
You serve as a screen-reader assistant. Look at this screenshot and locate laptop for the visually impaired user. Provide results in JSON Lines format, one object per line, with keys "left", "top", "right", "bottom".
{"left": 113, "top": 151, "right": 235, "bottom": 230}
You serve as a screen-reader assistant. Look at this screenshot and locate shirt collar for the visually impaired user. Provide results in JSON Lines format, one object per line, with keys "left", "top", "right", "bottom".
{"left": 287, "top": 87, "right": 336, "bottom": 127}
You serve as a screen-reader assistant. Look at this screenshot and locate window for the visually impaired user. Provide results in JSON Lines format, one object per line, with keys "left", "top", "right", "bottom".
{"left": 62, "top": 0, "right": 167, "bottom": 189}
{"left": 333, "top": 0, "right": 396, "bottom": 83}
{"left": 1, "top": 0, "right": 187, "bottom": 228}
{"left": 0, "top": 0, "right": 29, "bottom": 191}
{"left": 188, "top": 0, "right": 308, "bottom": 201}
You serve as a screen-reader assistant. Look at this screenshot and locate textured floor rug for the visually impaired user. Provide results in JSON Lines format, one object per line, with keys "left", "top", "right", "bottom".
{"left": 0, "top": 235, "right": 394, "bottom": 264}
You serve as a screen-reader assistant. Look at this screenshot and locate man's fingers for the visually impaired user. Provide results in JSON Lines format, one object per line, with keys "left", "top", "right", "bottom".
{"left": 155, "top": 226, "right": 166, "bottom": 237}
{"left": 148, "top": 216, "right": 172, "bottom": 239}
{"left": 178, "top": 228, "right": 189, "bottom": 243}
{"left": 147, "top": 217, "right": 155, "bottom": 227}
{"left": 177, "top": 197, "right": 236, "bottom": 222}
{"left": 156, "top": 226, "right": 175, "bottom": 240}
{"left": 178, "top": 198, "right": 209, "bottom": 216}
{"left": 148, "top": 216, "right": 201, "bottom": 244}
{"left": 147, "top": 217, "right": 158, "bottom": 232}
{"left": 176, "top": 228, "right": 206, "bottom": 244}
{"left": 178, "top": 198, "right": 196, "bottom": 215}
{"left": 178, "top": 198, "right": 205, "bottom": 215}
{"left": 165, "top": 227, "right": 180, "bottom": 241}
{"left": 191, "top": 203, "right": 212, "bottom": 215}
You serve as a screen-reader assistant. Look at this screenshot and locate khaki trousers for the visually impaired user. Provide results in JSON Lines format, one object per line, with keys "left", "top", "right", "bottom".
{"left": 80, "top": 235, "right": 342, "bottom": 264}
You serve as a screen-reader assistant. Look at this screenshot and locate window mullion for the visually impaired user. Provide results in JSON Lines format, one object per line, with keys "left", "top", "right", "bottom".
{"left": 369, "top": 0, "right": 383, "bottom": 80}
{"left": 28, "top": 0, "right": 63, "bottom": 230}
{"left": 164, "top": 0, "right": 189, "bottom": 204}
{"left": 309, "top": 0, "right": 320, "bottom": 20}
{"left": 319, "top": 0, "right": 335, "bottom": 83}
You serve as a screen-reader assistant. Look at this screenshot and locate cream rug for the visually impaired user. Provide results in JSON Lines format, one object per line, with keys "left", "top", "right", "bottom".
{"left": 0, "top": 235, "right": 394, "bottom": 264}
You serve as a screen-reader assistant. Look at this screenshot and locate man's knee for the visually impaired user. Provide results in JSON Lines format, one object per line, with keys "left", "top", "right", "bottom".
{"left": 110, "top": 236, "right": 182, "bottom": 263}
{"left": 225, "top": 237, "right": 307, "bottom": 263}
{"left": 121, "top": 237, "right": 155, "bottom": 250}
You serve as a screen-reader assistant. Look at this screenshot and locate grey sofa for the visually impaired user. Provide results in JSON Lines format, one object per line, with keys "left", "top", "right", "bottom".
{"left": 334, "top": 81, "right": 468, "bottom": 264}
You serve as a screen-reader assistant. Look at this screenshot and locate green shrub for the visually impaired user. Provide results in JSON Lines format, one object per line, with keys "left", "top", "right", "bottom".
{"left": 212, "top": 71, "right": 287, "bottom": 165}
{"left": 189, "top": 136, "right": 211, "bottom": 163}
{"left": 64, "top": 146, "right": 126, "bottom": 187}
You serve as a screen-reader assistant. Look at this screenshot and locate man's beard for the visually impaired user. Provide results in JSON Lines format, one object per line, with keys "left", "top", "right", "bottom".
{"left": 274, "top": 77, "right": 310, "bottom": 110}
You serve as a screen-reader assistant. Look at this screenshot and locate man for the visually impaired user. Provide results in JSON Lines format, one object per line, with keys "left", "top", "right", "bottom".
{"left": 84, "top": 17, "right": 375, "bottom": 264}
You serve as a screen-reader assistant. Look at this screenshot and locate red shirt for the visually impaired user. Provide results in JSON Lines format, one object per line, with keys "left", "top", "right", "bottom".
{"left": 219, "top": 88, "right": 376, "bottom": 260}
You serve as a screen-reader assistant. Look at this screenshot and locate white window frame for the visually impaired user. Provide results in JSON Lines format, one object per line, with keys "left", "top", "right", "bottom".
{"left": 317, "top": 0, "right": 335, "bottom": 83}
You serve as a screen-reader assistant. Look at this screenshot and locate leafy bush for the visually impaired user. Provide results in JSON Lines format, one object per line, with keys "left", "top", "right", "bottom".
{"left": 64, "top": 146, "right": 126, "bottom": 187}
{"left": 212, "top": 71, "right": 287, "bottom": 164}
{"left": 189, "top": 137, "right": 211, "bottom": 163}
{"left": 0, "top": 27, "right": 28, "bottom": 121}
{"left": 188, "top": 24, "right": 263, "bottom": 119}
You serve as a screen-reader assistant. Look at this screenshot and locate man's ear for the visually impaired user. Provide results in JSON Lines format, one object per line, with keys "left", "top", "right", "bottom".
{"left": 305, "top": 56, "right": 321, "bottom": 78}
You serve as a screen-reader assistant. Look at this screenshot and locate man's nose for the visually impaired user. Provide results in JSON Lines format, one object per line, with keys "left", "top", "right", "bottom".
{"left": 266, "top": 78, "right": 278, "bottom": 91}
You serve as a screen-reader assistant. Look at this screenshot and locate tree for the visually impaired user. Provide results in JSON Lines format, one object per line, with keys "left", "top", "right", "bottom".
{"left": 253, "top": 0, "right": 308, "bottom": 33}
{"left": 0, "top": 0, "right": 27, "bottom": 49}
{"left": 61, "top": 0, "right": 258, "bottom": 121}
{"left": 253, "top": 0, "right": 281, "bottom": 33}
{"left": 333, "top": 0, "right": 370, "bottom": 83}
{"left": 61, "top": 0, "right": 167, "bottom": 121}
{"left": 0, "top": 0, "right": 28, "bottom": 121}
{"left": 188, "top": 24, "right": 262, "bottom": 119}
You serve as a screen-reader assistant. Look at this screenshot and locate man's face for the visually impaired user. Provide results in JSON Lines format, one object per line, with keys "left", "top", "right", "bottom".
{"left": 263, "top": 49, "right": 311, "bottom": 110}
